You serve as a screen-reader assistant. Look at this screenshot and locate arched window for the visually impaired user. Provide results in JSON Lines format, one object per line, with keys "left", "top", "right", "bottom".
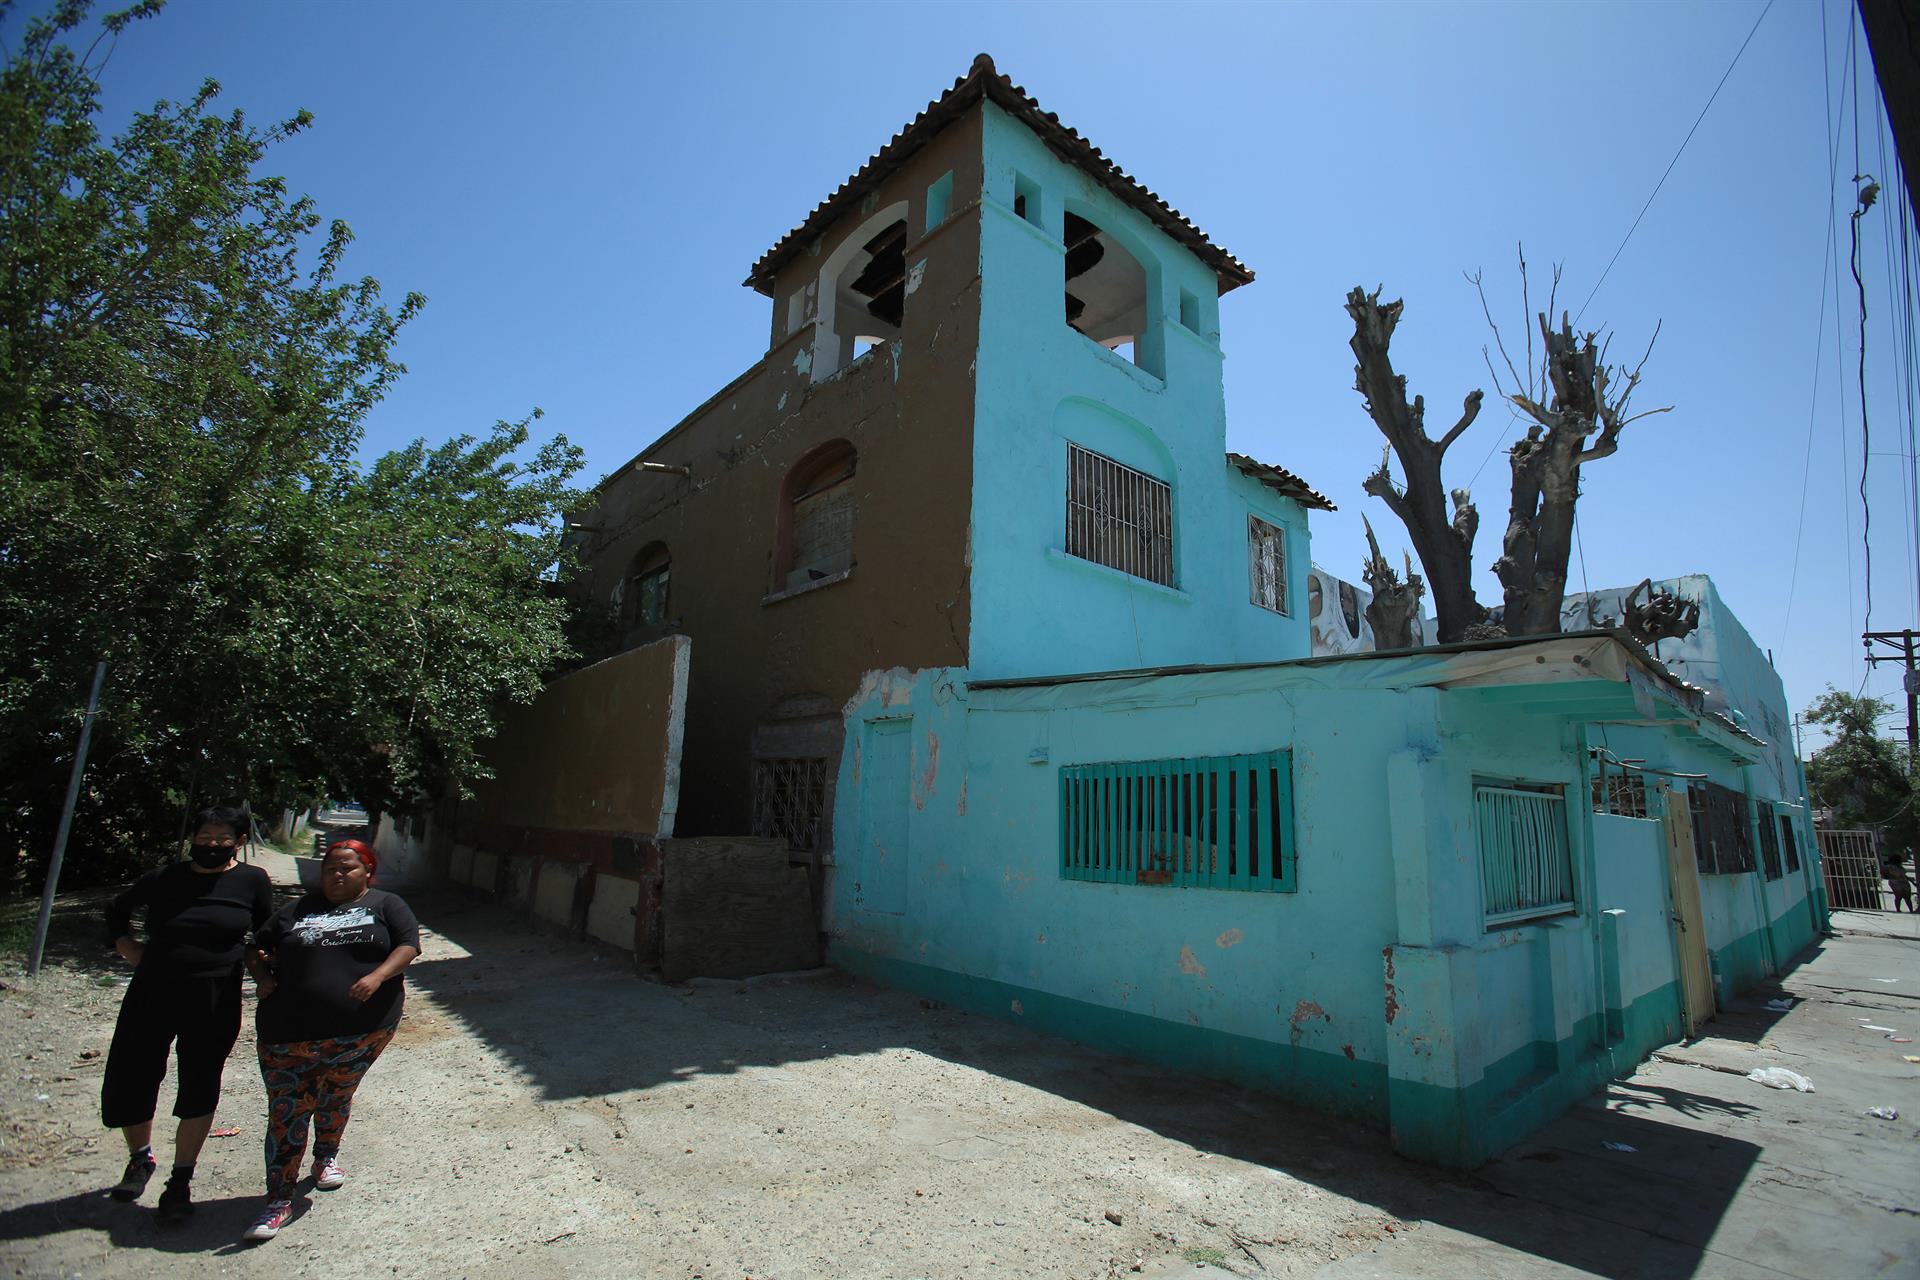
{"left": 625, "top": 542, "right": 670, "bottom": 628}
{"left": 814, "top": 205, "right": 908, "bottom": 379}
{"left": 1063, "top": 212, "right": 1152, "bottom": 372}
{"left": 777, "top": 441, "right": 856, "bottom": 592}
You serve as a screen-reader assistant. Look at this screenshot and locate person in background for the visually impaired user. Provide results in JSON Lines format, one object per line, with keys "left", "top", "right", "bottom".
{"left": 102, "top": 805, "right": 275, "bottom": 1220}
{"left": 1887, "top": 852, "right": 1914, "bottom": 913}
{"left": 241, "top": 838, "right": 419, "bottom": 1243}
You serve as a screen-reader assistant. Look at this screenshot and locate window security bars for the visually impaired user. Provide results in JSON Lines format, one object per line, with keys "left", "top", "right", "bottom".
{"left": 1059, "top": 752, "right": 1295, "bottom": 892}
{"left": 1818, "top": 828, "right": 1899, "bottom": 911}
{"left": 1689, "top": 781, "right": 1755, "bottom": 875}
{"left": 1591, "top": 771, "right": 1649, "bottom": 819}
{"left": 1756, "top": 804, "right": 1783, "bottom": 880}
{"left": 751, "top": 758, "right": 827, "bottom": 852}
{"left": 1248, "top": 516, "right": 1287, "bottom": 614}
{"left": 1475, "top": 784, "right": 1575, "bottom": 926}
{"left": 1066, "top": 444, "right": 1174, "bottom": 588}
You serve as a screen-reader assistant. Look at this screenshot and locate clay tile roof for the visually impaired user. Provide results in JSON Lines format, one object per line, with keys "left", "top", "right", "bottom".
{"left": 1226, "top": 452, "right": 1336, "bottom": 512}
{"left": 744, "top": 53, "right": 1254, "bottom": 297}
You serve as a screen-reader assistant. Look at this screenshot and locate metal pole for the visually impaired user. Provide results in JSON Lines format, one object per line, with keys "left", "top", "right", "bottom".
{"left": 1905, "top": 632, "right": 1919, "bottom": 776}
{"left": 27, "top": 661, "right": 107, "bottom": 978}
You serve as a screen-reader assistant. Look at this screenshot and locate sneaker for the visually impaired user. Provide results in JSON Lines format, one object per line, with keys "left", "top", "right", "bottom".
{"left": 108, "top": 1152, "right": 157, "bottom": 1201}
{"left": 313, "top": 1156, "right": 345, "bottom": 1190}
{"left": 156, "top": 1172, "right": 194, "bottom": 1221}
{"left": 243, "top": 1198, "right": 293, "bottom": 1242}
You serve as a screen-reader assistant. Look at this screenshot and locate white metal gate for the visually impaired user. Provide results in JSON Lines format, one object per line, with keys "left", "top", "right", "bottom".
{"left": 1817, "top": 828, "right": 1912, "bottom": 912}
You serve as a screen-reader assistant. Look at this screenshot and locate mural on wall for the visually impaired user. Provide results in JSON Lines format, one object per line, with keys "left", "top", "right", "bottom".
{"left": 1309, "top": 563, "right": 1430, "bottom": 655}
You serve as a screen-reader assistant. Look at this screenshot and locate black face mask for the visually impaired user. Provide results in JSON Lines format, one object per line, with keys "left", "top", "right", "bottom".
{"left": 189, "top": 845, "right": 233, "bottom": 869}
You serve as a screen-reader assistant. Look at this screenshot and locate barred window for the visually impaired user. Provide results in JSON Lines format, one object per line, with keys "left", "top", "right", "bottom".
{"left": 1476, "top": 782, "right": 1575, "bottom": 926}
{"left": 1591, "top": 771, "right": 1649, "bottom": 819}
{"left": 1060, "top": 752, "right": 1294, "bottom": 892}
{"left": 751, "top": 758, "right": 827, "bottom": 852}
{"left": 1689, "top": 782, "right": 1755, "bottom": 875}
{"left": 780, "top": 441, "right": 856, "bottom": 593}
{"left": 1779, "top": 813, "right": 1801, "bottom": 874}
{"left": 1066, "top": 443, "right": 1173, "bottom": 587}
{"left": 1756, "top": 803, "right": 1783, "bottom": 880}
{"left": 1248, "top": 516, "right": 1287, "bottom": 614}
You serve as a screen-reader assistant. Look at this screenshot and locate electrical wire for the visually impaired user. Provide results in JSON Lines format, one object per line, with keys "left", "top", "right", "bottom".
{"left": 1851, "top": 8, "right": 1875, "bottom": 636}
{"left": 1781, "top": 0, "right": 1848, "bottom": 647}
{"left": 1573, "top": 0, "right": 1777, "bottom": 326}
{"left": 1467, "top": 1, "right": 1776, "bottom": 493}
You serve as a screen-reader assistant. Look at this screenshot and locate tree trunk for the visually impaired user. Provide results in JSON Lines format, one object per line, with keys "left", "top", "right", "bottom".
{"left": 1346, "top": 287, "right": 1487, "bottom": 643}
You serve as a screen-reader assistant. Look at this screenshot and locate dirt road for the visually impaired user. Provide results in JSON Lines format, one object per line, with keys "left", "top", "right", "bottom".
{"left": 9, "top": 859, "right": 1915, "bottom": 1280}
{"left": 0, "top": 862, "right": 1420, "bottom": 1280}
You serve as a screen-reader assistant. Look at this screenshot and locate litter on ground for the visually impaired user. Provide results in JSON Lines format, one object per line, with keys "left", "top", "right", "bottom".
{"left": 1866, "top": 1107, "right": 1900, "bottom": 1121}
{"left": 1747, "top": 1067, "right": 1816, "bottom": 1093}
{"left": 1766, "top": 998, "right": 1794, "bottom": 1011}
{"left": 1602, "top": 1141, "right": 1639, "bottom": 1152}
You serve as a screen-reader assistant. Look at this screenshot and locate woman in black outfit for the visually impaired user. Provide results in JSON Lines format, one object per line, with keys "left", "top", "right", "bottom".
{"left": 102, "top": 805, "right": 274, "bottom": 1220}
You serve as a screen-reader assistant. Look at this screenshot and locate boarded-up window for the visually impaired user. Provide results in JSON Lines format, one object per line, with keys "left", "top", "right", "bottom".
{"left": 1690, "top": 782, "right": 1755, "bottom": 875}
{"left": 752, "top": 758, "right": 827, "bottom": 852}
{"left": 1476, "top": 782, "right": 1575, "bottom": 926}
{"left": 1059, "top": 752, "right": 1294, "bottom": 892}
{"left": 1248, "top": 516, "right": 1287, "bottom": 614}
{"left": 782, "top": 444, "right": 856, "bottom": 592}
{"left": 1066, "top": 443, "right": 1173, "bottom": 587}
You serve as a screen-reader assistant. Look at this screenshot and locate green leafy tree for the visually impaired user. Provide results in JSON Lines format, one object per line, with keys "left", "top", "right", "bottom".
{"left": 1804, "top": 687, "right": 1917, "bottom": 852}
{"left": 0, "top": 2, "right": 584, "bottom": 886}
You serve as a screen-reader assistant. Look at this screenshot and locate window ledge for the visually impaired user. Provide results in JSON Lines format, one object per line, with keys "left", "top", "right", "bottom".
{"left": 1074, "top": 331, "right": 1165, "bottom": 389}
{"left": 763, "top": 568, "right": 853, "bottom": 606}
{"left": 1046, "top": 547, "right": 1191, "bottom": 603}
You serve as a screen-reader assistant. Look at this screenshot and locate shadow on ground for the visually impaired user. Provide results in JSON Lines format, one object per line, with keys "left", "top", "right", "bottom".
{"left": 408, "top": 888, "right": 1767, "bottom": 1280}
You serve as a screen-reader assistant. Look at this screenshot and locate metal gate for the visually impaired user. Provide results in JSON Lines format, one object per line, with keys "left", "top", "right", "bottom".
{"left": 1817, "top": 828, "right": 1913, "bottom": 911}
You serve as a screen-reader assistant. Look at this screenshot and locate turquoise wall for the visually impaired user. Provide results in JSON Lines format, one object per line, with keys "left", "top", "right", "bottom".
{"left": 968, "top": 102, "right": 1311, "bottom": 680}
{"left": 824, "top": 656, "right": 1771, "bottom": 1166}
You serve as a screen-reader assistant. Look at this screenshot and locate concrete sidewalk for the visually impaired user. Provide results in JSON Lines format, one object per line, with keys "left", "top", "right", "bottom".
{"left": 1314, "top": 919, "right": 1920, "bottom": 1280}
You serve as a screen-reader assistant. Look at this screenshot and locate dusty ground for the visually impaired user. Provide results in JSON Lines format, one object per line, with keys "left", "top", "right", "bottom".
{"left": 3, "top": 857, "right": 1916, "bottom": 1280}
{"left": 0, "top": 855, "right": 1428, "bottom": 1280}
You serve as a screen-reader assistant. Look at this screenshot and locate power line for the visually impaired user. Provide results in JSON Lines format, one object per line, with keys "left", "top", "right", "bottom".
{"left": 1782, "top": 0, "right": 1849, "bottom": 646}
{"left": 1467, "top": 0, "right": 1775, "bottom": 493}
{"left": 1573, "top": 0, "right": 1777, "bottom": 326}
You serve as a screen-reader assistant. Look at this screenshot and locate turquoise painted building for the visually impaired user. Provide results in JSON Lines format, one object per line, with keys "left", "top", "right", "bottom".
{"left": 592, "top": 57, "right": 1824, "bottom": 1168}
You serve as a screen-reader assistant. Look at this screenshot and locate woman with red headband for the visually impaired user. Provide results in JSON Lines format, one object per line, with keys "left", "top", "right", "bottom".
{"left": 241, "top": 836, "right": 419, "bottom": 1242}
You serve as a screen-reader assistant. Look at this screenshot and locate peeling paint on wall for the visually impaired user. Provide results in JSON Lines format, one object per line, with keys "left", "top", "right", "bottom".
{"left": 1382, "top": 946, "right": 1400, "bottom": 1024}
{"left": 905, "top": 260, "right": 927, "bottom": 296}
{"left": 1215, "top": 928, "right": 1244, "bottom": 948}
{"left": 1288, "top": 999, "right": 1330, "bottom": 1042}
{"left": 912, "top": 730, "right": 941, "bottom": 809}
{"left": 1177, "top": 946, "right": 1207, "bottom": 977}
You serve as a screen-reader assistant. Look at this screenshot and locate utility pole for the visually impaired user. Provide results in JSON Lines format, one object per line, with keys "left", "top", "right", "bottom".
{"left": 1863, "top": 629, "right": 1920, "bottom": 775}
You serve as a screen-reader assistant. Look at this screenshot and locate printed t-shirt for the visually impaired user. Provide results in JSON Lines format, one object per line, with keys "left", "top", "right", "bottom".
{"left": 255, "top": 889, "right": 420, "bottom": 1044}
{"left": 105, "top": 861, "right": 275, "bottom": 978}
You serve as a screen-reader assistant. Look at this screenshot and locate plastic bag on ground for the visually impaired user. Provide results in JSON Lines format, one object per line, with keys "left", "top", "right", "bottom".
{"left": 1866, "top": 1107, "right": 1899, "bottom": 1121}
{"left": 1747, "top": 1066, "right": 1815, "bottom": 1092}
{"left": 1766, "top": 998, "right": 1794, "bottom": 1011}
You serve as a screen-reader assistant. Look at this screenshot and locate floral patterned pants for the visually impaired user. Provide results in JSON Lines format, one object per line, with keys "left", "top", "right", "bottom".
{"left": 257, "top": 1027, "right": 394, "bottom": 1195}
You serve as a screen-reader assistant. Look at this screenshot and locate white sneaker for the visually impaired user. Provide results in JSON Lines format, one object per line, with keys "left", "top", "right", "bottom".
{"left": 243, "top": 1198, "right": 293, "bottom": 1242}
{"left": 313, "top": 1156, "right": 345, "bottom": 1191}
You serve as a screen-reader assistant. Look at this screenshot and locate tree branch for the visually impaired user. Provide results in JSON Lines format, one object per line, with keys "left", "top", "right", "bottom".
{"left": 1437, "top": 390, "right": 1485, "bottom": 454}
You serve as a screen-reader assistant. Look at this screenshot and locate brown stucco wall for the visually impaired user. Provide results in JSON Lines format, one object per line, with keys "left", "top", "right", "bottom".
{"left": 470, "top": 634, "right": 690, "bottom": 836}
{"left": 567, "top": 108, "right": 985, "bottom": 844}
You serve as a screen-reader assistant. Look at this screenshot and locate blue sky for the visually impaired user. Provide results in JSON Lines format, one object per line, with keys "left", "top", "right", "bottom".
{"left": 26, "top": 0, "right": 1917, "bottom": 749}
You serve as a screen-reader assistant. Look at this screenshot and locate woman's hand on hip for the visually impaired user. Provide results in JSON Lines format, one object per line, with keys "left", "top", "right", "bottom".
{"left": 114, "top": 937, "right": 144, "bottom": 967}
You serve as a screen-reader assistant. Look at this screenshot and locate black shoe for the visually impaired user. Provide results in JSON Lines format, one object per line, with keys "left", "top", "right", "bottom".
{"left": 156, "top": 1173, "right": 194, "bottom": 1221}
{"left": 108, "top": 1153, "right": 157, "bottom": 1201}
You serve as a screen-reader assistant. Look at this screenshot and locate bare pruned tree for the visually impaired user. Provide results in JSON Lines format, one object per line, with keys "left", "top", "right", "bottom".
{"left": 1471, "top": 249, "right": 1671, "bottom": 636}
{"left": 1360, "top": 514, "right": 1425, "bottom": 651}
{"left": 1345, "top": 287, "right": 1487, "bottom": 642}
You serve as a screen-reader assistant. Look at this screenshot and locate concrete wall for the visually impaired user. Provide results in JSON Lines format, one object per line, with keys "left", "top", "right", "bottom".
{"left": 471, "top": 634, "right": 689, "bottom": 840}
{"left": 968, "top": 101, "right": 1312, "bottom": 682}
{"left": 824, "top": 645, "right": 1822, "bottom": 1168}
